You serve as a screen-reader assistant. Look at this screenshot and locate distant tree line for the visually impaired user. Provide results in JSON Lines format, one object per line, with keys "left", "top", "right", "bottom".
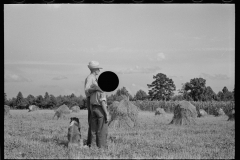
{"left": 4, "top": 92, "right": 86, "bottom": 110}
{"left": 4, "top": 72, "right": 234, "bottom": 109}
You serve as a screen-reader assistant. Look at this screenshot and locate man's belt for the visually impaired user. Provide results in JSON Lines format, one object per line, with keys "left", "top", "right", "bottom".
{"left": 92, "top": 104, "right": 102, "bottom": 108}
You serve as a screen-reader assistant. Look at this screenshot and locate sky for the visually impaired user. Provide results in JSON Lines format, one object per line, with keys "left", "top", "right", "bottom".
{"left": 4, "top": 4, "right": 235, "bottom": 99}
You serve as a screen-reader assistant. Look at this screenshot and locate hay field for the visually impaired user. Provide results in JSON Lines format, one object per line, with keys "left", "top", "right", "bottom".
{"left": 4, "top": 110, "right": 235, "bottom": 159}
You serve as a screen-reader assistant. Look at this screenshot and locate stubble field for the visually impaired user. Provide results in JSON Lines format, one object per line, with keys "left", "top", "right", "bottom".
{"left": 4, "top": 109, "right": 235, "bottom": 159}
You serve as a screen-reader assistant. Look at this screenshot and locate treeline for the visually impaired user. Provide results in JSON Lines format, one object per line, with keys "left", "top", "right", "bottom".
{"left": 4, "top": 87, "right": 135, "bottom": 110}
{"left": 4, "top": 92, "right": 86, "bottom": 110}
{"left": 108, "top": 74, "right": 235, "bottom": 102}
{"left": 4, "top": 73, "right": 234, "bottom": 110}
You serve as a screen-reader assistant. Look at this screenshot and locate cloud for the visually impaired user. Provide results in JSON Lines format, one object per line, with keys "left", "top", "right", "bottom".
{"left": 116, "top": 66, "right": 161, "bottom": 74}
{"left": 132, "top": 83, "right": 136, "bottom": 87}
{"left": 157, "top": 53, "right": 166, "bottom": 61}
{"left": 147, "top": 53, "right": 166, "bottom": 62}
{"left": 52, "top": 75, "right": 68, "bottom": 80}
{"left": 4, "top": 70, "right": 32, "bottom": 83}
{"left": 200, "top": 73, "right": 230, "bottom": 80}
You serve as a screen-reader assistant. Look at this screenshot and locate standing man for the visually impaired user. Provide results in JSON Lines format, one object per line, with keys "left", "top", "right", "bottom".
{"left": 84, "top": 61, "right": 109, "bottom": 148}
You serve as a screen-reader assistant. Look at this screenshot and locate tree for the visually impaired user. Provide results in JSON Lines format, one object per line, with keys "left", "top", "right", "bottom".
{"left": 177, "top": 83, "right": 192, "bottom": 101}
{"left": 114, "top": 87, "right": 134, "bottom": 101}
{"left": 16, "top": 92, "right": 28, "bottom": 109}
{"left": 134, "top": 89, "right": 148, "bottom": 100}
{"left": 35, "top": 95, "right": 44, "bottom": 108}
{"left": 147, "top": 73, "right": 176, "bottom": 101}
{"left": 27, "top": 94, "right": 35, "bottom": 105}
{"left": 221, "top": 86, "right": 234, "bottom": 101}
{"left": 8, "top": 97, "right": 17, "bottom": 108}
{"left": 16, "top": 92, "right": 24, "bottom": 106}
{"left": 115, "top": 87, "right": 131, "bottom": 98}
{"left": 222, "top": 86, "right": 229, "bottom": 94}
{"left": 202, "top": 86, "right": 218, "bottom": 101}
{"left": 183, "top": 78, "right": 207, "bottom": 101}
{"left": 217, "top": 91, "right": 224, "bottom": 101}
{"left": 70, "top": 93, "right": 76, "bottom": 98}
{"left": 44, "top": 92, "right": 50, "bottom": 101}
{"left": 49, "top": 94, "right": 57, "bottom": 108}
{"left": 223, "top": 91, "right": 234, "bottom": 101}
{"left": 41, "top": 92, "right": 51, "bottom": 109}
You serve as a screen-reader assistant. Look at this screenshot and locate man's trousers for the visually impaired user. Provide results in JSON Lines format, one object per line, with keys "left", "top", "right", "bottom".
{"left": 87, "top": 100, "right": 108, "bottom": 148}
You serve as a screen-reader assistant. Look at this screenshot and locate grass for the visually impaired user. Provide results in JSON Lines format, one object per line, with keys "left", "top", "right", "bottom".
{"left": 4, "top": 110, "right": 235, "bottom": 159}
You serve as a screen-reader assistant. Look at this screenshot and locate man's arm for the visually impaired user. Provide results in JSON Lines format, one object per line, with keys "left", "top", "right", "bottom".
{"left": 99, "top": 92, "right": 109, "bottom": 121}
{"left": 85, "top": 76, "right": 102, "bottom": 96}
{"left": 101, "top": 100, "right": 109, "bottom": 121}
{"left": 89, "top": 84, "right": 103, "bottom": 94}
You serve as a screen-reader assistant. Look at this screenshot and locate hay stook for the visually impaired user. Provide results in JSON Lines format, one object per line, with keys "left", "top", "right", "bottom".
{"left": 71, "top": 106, "right": 80, "bottom": 113}
{"left": 53, "top": 104, "right": 71, "bottom": 120}
{"left": 170, "top": 100, "right": 197, "bottom": 125}
{"left": 155, "top": 108, "right": 166, "bottom": 116}
{"left": 197, "top": 109, "right": 208, "bottom": 117}
{"left": 28, "top": 105, "right": 39, "bottom": 112}
{"left": 108, "top": 99, "right": 139, "bottom": 130}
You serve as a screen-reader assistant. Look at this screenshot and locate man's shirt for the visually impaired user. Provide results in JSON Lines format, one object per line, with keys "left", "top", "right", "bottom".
{"left": 84, "top": 73, "right": 98, "bottom": 98}
{"left": 90, "top": 91, "right": 107, "bottom": 106}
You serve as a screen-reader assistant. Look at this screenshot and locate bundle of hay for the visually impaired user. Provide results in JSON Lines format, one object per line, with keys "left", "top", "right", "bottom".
{"left": 155, "top": 108, "right": 166, "bottom": 116}
{"left": 197, "top": 109, "right": 208, "bottom": 117}
{"left": 213, "top": 108, "right": 225, "bottom": 117}
{"left": 4, "top": 105, "right": 11, "bottom": 117}
{"left": 227, "top": 109, "right": 235, "bottom": 121}
{"left": 53, "top": 104, "right": 71, "bottom": 119}
{"left": 71, "top": 106, "right": 80, "bottom": 113}
{"left": 170, "top": 100, "right": 197, "bottom": 125}
{"left": 28, "top": 105, "right": 39, "bottom": 112}
{"left": 108, "top": 99, "right": 139, "bottom": 130}
{"left": 218, "top": 108, "right": 225, "bottom": 116}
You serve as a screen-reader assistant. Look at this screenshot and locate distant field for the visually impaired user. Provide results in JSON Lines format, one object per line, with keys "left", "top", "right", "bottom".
{"left": 4, "top": 110, "right": 235, "bottom": 159}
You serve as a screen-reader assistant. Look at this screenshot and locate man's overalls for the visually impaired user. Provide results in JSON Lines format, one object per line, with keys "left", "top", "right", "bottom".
{"left": 86, "top": 92, "right": 108, "bottom": 148}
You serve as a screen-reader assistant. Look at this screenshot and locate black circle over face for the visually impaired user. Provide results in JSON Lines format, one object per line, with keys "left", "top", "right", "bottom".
{"left": 98, "top": 71, "right": 119, "bottom": 92}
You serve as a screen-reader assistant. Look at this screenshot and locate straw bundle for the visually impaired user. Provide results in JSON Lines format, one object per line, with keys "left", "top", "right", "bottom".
{"left": 170, "top": 100, "right": 197, "bottom": 125}
{"left": 108, "top": 99, "right": 139, "bottom": 130}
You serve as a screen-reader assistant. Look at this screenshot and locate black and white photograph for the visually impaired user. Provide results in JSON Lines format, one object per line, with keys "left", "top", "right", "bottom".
{"left": 4, "top": 4, "right": 235, "bottom": 159}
